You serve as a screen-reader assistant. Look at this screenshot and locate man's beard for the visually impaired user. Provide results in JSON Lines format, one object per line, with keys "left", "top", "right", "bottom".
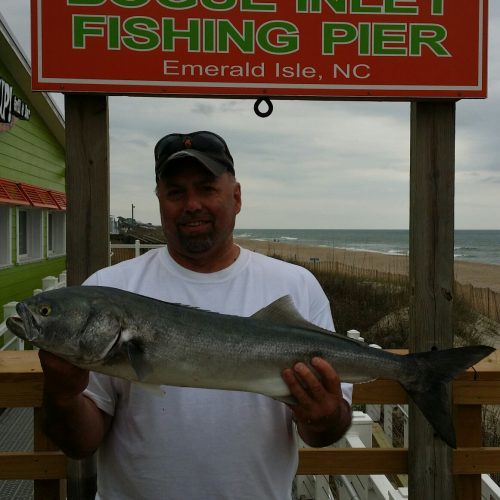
{"left": 177, "top": 231, "right": 214, "bottom": 254}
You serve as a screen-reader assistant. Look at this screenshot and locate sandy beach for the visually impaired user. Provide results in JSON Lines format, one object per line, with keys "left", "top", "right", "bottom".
{"left": 237, "top": 239, "right": 500, "bottom": 293}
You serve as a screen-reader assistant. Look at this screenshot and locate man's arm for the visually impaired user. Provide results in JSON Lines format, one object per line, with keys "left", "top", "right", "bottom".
{"left": 39, "top": 350, "right": 112, "bottom": 459}
{"left": 282, "top": 357, "right": 352, "bottom": 448}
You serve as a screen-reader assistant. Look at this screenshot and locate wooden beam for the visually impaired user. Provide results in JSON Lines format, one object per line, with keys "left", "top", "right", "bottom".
{"left": 65, "top": 94, "right": 110, "bottom": 286}
{"left": 453, "top": 448, "right": 500, "bottom": 474}
{"left": 353, "top": 379, "right": 406, "bottom": 404}
{"left": 297, "top": 448, "right": 407, "bottom": 475}
{"left": 454, "top": 381, "right": 500, "bottom": 404}
{"left": 409, "top": 100, "right": 456, "bottom": 500}
{"left": 0, "top": 452, "right": 66, "bottom": 480}
{"left": 64, "top": 93, "right": 109, "bottom": 499}
{"left": 34, "top": 407, "right": 64, "bottom": 499}
{"left": 296, "top": 447, "right": 500, "bottom": 476}
{"left": 454, "top": 405, "right": 482, "bottom": 499}
{"left": 1, "top": 351, "right": 497, "bottom": 408}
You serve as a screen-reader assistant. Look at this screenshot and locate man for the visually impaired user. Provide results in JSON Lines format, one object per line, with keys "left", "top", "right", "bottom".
{"left": 40, "top": 131, "right": 352, "bottom": 500}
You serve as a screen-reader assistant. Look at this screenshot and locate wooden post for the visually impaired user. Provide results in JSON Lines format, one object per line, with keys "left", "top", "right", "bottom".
{"left": 409, "top": 101, "right": 456, "bottom": 499}
{"left": 65, "top": 94, "right": 110, "bottom": 287}
{"left": 64, "top": 94, "right": 110, "bottom": 499}
{"left": 34, "top": 408, "right": 65, "bottom": 500}
{"left": 455, "top": 405, "right": 482, "bottom": 498}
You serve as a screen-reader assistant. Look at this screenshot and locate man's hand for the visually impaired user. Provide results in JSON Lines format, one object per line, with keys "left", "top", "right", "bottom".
{"left": 39, "top": 350, "right": 89, "bottom": 401}
{"left": 282, "top": 357, "right": 352, "bottom": 447}
{"left": 38, "top": 350, "right": 111, "bottom": 459}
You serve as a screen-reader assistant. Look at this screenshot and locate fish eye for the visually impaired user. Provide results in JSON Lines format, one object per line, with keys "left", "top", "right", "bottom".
{"left": 39, "top": 305, "right": 52, "bottom": 317}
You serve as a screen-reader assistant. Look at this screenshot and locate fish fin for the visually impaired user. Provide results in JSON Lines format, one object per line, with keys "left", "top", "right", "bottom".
{"left": 127, "top": 340, "right": 153, "bottom": 382}
{"left": 401, "top": 345, "right": 494, "bottom": 448}
{"left": 251, "top": 295, "right": 331, "bottom": 334}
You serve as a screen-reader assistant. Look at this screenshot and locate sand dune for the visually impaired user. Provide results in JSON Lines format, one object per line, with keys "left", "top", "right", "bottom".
{"left": 237, "top": 239, "right": 500, "bottom": 293}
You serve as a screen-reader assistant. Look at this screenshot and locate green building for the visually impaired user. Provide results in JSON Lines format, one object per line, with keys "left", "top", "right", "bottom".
{"left": 0, "top": 14, "right": 66, "bottom": 321}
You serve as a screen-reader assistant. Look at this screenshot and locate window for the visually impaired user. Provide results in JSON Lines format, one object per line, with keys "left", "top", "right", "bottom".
{"left": 47, "top": 211, "right": 66, "bottom": 256}
{"left": 17, "top": 208, "right": 42, "bottom": 262}
{"left": 0, "top": 205, "right": 11, "bottom": 267}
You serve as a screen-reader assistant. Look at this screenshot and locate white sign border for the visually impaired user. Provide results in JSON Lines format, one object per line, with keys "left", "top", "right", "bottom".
{"left": 36, "top": 0, "right": 485, "bottom": 94}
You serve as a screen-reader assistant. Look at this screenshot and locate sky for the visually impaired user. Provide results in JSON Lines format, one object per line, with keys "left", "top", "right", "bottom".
{"left": 1, "top": 2, "right": 499, "bottom": 230}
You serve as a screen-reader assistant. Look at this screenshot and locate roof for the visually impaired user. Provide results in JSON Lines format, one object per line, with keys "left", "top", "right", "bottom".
{"left": 0, "top": 178, "right": 66, "bottom": 209}
{"left": 0, "top": 13, "right": 64, "bottom": 147}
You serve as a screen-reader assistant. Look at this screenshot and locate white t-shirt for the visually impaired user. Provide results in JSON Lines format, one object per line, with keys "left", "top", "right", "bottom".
{"left": 83, "top": 246, "right": 352, "bottom": 500}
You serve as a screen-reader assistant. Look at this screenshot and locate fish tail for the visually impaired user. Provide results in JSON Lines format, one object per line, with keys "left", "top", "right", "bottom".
{"left": 400, "top": 345, "right": 494, "bottom": 448}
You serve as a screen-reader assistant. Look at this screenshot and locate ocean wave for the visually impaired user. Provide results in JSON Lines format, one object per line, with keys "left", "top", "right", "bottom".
{"left": 387, "top": 249, "right": 409, "bottom": 256}
{"left": 233, "top": 229, "right": 499, "bottom": 265}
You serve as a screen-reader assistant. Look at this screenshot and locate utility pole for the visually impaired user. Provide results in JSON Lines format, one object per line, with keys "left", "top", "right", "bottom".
{"left": 131, "top": 203, "right": 135, "bottom": 221}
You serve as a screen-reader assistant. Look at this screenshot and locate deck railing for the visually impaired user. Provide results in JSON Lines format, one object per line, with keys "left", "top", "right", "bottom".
{"left": 0, "top": 349, "right": 498, "bottom": 500}
{"left": 0, "top": 272, "right": 67, "bottom": 351}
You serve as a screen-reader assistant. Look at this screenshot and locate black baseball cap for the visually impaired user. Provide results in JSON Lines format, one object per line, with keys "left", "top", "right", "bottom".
{"left": 154, "top": 131, "right": 235, "bottom": 179}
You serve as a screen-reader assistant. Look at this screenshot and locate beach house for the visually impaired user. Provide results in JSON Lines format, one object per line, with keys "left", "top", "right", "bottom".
{"left": 0, "top": 13, "right": 66, "bottom": 321}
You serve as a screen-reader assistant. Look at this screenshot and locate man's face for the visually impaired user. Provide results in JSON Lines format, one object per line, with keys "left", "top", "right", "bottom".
{"left": 156, "top": 162, "right": 241, "bottom": 268}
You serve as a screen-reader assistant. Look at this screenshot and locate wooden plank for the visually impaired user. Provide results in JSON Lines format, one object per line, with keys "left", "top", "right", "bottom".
{"left": 353, "top": 379, "right": 406, "bottom": 404}
{"left": 65, "top": 94, "right": 110, "bottom": 286}
{"left": 3, "top": 447, "right": 498, "bottom": 482}
{"left": 1, "top": 351, "right": 498, "bottom": 407}
{"left": 296, "top": 447, "right": 500, "bottom": 476}
{"left": 297, "top": 448, "right": 407, "bottom": 475}
{"left": 0, "top": 375, "right": 494, "bottom": 408}
{"left": 454, "top": 381, "right": 500, "bottom": 404}
{"left": 0, "top": 452, "right": 66, "bottom": 480}
{"left": 455, "top": 405, "right": 482, "bottom": 498}
{"left": 0, "top": 350, "right": 42, "bottom": 374}
{"left": 457, "top": 349, "right": 500, "bottom": 379}
{"left": 0, "top": 380, "right": 43, "bottom": 407}
{"left": 64, "top": 93, "right": 109, "bottom": 498}
{"left": 453, "top": 448, "right": 500, "bottom": 474}
{"left": 34, "top": 407, "right": 57, "bottom": 451}
{"left": 0, "top": 351, "right": 43, "bottom": 406}
{"left": 409, "top": 100, "right": 456, "bottom": 500}
{"left": 372, "top": 423, "right": 409, "bottom": 487}
{"left": 2, "top": 350, "right": 496, "bottom": 379}
{"left": 34, "top": 408, "right": 65, "bottom": 499}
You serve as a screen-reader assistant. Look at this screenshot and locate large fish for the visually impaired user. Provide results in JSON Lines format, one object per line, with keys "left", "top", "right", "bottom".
{"left": 7, "top": 286, "right": 494, "bottom": 448}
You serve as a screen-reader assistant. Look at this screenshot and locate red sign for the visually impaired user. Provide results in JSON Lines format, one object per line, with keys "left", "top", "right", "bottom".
{"left": 31, "top": 0, "right": 488, "bottom": 99}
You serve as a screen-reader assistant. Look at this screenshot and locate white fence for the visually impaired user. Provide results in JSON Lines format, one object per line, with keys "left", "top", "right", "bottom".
{"left": 109, "top": 240, "right": 163, "bottom": 265}
{"left": 295, "top": 412, "right": 409, "bottom": 500}
{"left": 0, "top": 271, "right": 67, "bottom": 351}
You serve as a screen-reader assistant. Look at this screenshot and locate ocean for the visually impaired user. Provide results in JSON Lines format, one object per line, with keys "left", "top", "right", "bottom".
{"left": 233, "top": 229, "right": 500, "bottom": 266}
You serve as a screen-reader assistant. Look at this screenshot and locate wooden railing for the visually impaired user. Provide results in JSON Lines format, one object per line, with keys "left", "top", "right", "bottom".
{"left": 0, "top": 350, "right": 66, "bottom": 499}
{"left": 0, "top": 349, "right": 499, "bottom": 500}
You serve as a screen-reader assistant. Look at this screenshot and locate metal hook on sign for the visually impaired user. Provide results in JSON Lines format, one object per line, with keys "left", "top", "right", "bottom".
{"left": 254, "top": 97, "right": 273, "bottom": 118}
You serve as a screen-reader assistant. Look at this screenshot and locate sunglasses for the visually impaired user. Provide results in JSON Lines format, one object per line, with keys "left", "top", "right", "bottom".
{"left": 154, "top": 131, "right": 234, "bottom": 176}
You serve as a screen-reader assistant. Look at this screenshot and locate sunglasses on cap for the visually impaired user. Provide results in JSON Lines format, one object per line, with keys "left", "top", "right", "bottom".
{"left": 154, "top": 131, "right": 235, "bottom": 179}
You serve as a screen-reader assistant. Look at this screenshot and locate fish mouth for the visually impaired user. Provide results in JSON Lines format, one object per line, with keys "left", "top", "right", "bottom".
{"left": 6, "top": 303, "right": 40, "bottom": 342}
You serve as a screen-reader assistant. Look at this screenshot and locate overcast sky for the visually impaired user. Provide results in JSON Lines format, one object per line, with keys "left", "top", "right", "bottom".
{"left": 1, "top": 2, "right": 499, "bottom": 230}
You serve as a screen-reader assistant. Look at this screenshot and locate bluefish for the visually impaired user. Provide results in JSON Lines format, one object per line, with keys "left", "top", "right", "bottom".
{"left": 7, "top": 286, "right": 494, "bottom": 448}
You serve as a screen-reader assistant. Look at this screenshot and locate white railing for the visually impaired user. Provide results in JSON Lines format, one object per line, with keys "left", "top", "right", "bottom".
{"left": 0, "top": 271, "right": 67, "bottom": 351}
{"left": 296, "top": 409, "right": 500, "bottom": 500}
{"left": 109, "top": 240, "right": 163, "bottom": 264}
